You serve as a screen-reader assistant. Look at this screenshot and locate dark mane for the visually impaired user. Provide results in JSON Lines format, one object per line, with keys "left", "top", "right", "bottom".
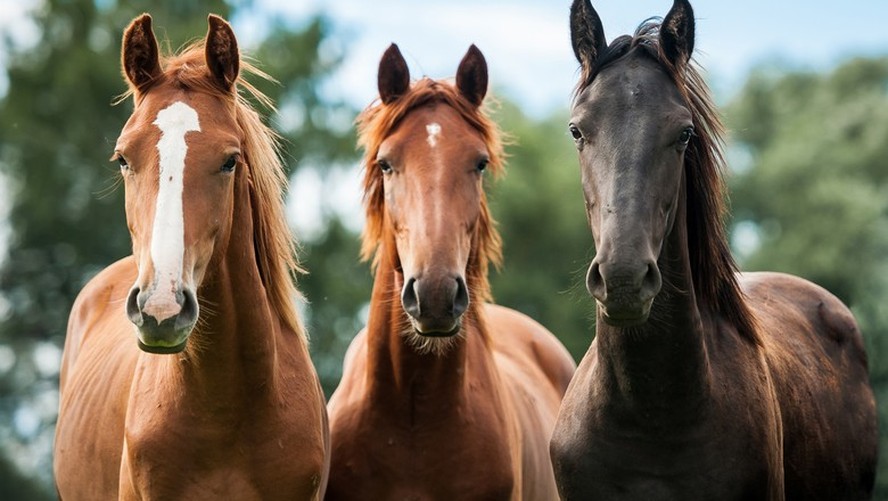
{"left": 577, "top": 21, "right": 759, "bottom": 344}
{"left": 356, "top": 78, "right": 504, "bottom": 305}
{"left": 124, "top": 43, "right": 307, "bottom": 342}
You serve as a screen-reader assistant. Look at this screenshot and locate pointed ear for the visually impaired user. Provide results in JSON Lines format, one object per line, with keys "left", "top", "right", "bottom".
{"left": 378, "top": 44, "right": 410, "bottom": 105}
{"left": 121, "top": 14, "right": 162, "bottom": 91}
{"left": 660, "top": 0, "right": 695, "bottom": 66}
{"left": 456, "top": 45, "right": 487, "bottom": 107}
{"left": 570, "top": 0, "right": 606, "bottom": 72}
{"left": 205, "top": 14, "right": 240, "bottom": 91}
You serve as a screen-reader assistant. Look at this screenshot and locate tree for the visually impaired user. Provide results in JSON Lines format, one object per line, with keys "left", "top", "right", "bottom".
{"left": 724, "top": 57, "right": 888, "bottom": 495}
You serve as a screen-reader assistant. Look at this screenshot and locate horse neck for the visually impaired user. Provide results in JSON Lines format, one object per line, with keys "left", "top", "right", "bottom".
{"left": 364, "top": 246, "right": 490, "bottom": 417}
{"left": 594, "top": 181, "right": 713, "bottom": 414}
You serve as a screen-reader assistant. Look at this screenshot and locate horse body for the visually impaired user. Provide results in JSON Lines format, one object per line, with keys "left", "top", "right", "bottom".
{"left": 551, "top": 1, "right": 877, "bottom": 499}
{"left": 326, "top": 45, "right": 575, "bottom": 500}
{"left": 54, "top": 15, "right": 328, "bottom": 500}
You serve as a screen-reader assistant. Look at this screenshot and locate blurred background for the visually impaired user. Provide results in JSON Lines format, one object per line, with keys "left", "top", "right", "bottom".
{"left": 1, "top": 0, "right": 887, "bottom": 498}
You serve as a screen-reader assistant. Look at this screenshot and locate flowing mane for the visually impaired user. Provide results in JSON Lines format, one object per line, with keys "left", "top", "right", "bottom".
{"left": 576, "top": 22, "right": 758, "bottom": 343}
{"left": 356, "top": 78, "right": 504, "bottom": 304}
{"left": 123, "top": 43, "right": 306, "bottom": 341}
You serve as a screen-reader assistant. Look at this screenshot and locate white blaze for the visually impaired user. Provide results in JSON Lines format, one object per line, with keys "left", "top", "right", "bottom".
{"left": 426, "top": 122, "right": 442, "bottom": 148}
{"left": 151, "top": 101, "right": 201, "bottom": 297}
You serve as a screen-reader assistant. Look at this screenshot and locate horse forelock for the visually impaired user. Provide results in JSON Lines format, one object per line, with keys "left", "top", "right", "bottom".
{"left": 357, "top": 78, "right": 504, "bottom": 305}
{"left": 119, "top": 42, "right": 306, "bottom": 342}
{"left": 575, "top": 21, "right": 759, "bottom": 344}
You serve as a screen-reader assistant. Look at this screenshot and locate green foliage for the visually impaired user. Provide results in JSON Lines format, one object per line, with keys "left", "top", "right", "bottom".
{"left": 725, "top": 57, "right": 888, "bottom": 495}
{"left": 488, "top": 99, "right": 594, "bottom": 358}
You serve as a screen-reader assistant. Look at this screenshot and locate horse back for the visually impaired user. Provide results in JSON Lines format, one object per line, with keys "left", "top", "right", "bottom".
{"left": 55, "top": 257, "right": 140, "bottom": 499}
{"left": 484, "top": 303, "right": 577, "bottom": 500}
{"left": 741, "top": 271, "right": 877, "bottom": 500}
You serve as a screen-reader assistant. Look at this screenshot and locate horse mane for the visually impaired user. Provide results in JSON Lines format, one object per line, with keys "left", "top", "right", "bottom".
{"left": 356, "top": 78, "right": 504, "bottom": 305}
{"left": 576, "top": 22, "right": 759, "bottom": 344}
{"left": 126, "top": 43, "right": 307, "bottom": 342}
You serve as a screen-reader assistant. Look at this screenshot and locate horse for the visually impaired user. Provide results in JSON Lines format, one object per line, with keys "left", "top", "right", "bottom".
{"left": 53, "top": 14, "right": 329, "bottom": 500}
{"left": 550, "top": 1, "right": 878, "bottom": 499}
{"left": 325, "top": 44, "right": 576, "bottom": 500}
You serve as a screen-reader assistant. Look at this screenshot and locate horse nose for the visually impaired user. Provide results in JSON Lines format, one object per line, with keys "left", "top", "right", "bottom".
{"left": 126, "top": 285, "right": 198, "bottom": 353}
{"left": 587, "top": 258, "right": 661, "bottom": 323}
{"left": 401, "top": 275, "right": 468, "bottom": 335}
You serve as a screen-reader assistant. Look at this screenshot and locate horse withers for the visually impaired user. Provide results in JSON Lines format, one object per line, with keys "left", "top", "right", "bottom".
{"left": 326, "top": 44, "right": 576, "bottom": 500}
{"left": 53, "top": 15, "right": 329, "bottom": 500}
{"left": 550, "top": 1, "right": 878, "bottom": 499}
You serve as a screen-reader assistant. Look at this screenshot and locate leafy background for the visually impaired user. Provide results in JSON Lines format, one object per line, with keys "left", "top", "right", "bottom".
{"left": 1, "top": 0, "right": 886, "bottom": 498}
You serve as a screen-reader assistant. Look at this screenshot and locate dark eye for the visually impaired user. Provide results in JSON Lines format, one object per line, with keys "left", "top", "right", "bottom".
{"left": 569, "top": 124, "right": 583, "bottom": 141}
{"left": 476, "top": 158, "right": 489, "bottom": 172}
{"left": 377, "top": 159, "right": 393, "bottom": 174}
{"left": 221, "top": 155, "right": 237, "bottom": 173}
{"left": 678, "top": 127, "right": 694, "bottom": 146}
{"left": 116, "top": 155, "right": 129, "bottom": 170}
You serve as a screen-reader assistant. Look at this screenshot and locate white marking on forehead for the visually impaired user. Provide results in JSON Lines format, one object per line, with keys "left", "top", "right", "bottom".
{"left": 426, "top": 122, "right": 442, "bottom": 148}
{"left": 150, "top": 101, "right": 200, "bottom": 300}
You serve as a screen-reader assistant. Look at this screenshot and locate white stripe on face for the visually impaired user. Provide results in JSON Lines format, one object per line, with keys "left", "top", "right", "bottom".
{"left": 426, "top": 122, "right": 442, "bottom": 148}
{"left": 150, "top": 101, "right": 201, "bottom": 298}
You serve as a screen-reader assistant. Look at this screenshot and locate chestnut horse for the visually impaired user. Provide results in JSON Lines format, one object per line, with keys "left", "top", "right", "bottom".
{"left": 53, "top": 15, "right": 329, "bottom": 500}
{"left": 326, "top": 44, "right": 576, "bottom": 499}
{"left": 550, "top": 1, "right": 878, "bottom": 499}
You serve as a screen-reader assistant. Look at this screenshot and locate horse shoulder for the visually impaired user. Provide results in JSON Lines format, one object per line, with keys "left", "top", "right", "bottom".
{"left": 55, "top": 256, "right": 140, "bottom": 499}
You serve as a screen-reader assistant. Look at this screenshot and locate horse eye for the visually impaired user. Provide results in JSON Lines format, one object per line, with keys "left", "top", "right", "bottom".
{"left": 116, "top": 156, "right": 129, "bottom": 170}
{"left": 569, "top": 124, "right": 583, "bottom": 141}
{"left": 678, "top": 127, "right": 694, "bottom": 145}
{"left": 377, "top": 159, "right": 393, "bottom": 174}
{"left": 476, "top": 159, "right": 489, "bottom": 172}
{"left": 221, "top": 155, "right": 237, "bottom": 173}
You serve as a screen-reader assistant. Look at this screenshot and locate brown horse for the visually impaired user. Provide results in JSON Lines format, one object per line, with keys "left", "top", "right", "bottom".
{"left": 550, "top": 1, "right": 878, "bottom": 499}
{"left": 53, "top": 15, "right": 329, "bottom": 500}
{"left": 326, "top": 44, "right": 576, "bottom": 499}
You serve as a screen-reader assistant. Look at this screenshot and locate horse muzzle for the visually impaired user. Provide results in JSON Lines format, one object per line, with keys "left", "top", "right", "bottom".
{"left": 587, "top": 259, "right": 661, "bottom": 327}
{"left": 401, "top": 275, "right": 469, "bottom": 337}
{"left": 126, "top": 285, "right": 198, "bottom": 353}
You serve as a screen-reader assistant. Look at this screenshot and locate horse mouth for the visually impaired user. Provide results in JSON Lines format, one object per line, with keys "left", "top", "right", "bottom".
{"left": 597, "top": 301, "right": 651, "bottom": 328}
{"left": 137, "top": 338, "right": 189, "bottom": 354}
{"left": 411, "top": 320, "right": 462, "bottom": 338}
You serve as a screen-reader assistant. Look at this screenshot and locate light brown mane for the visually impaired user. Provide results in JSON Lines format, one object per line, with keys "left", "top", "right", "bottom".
{"left": 357, "top": 78, "right": 504, "bottom": 304}
{"left": 125, "top": 43, "right": 306, "bottom": 341}
{"left": 577, "top": 22, "right": 759, "bottom": 344}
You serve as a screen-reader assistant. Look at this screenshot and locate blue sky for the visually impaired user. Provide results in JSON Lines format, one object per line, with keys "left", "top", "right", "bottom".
{"left": 232, "top": 0, "right": 888, "bottom": 116}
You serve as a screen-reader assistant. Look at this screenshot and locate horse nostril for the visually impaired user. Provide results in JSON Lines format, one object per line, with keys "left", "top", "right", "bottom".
{"left": 175, "top": 288, "right": 199, "bottom": 331}
{"left": 125, "top": 287, "right": 143, "bottom": 327}
{"left": 401, "top": 277, "right": 420, "bottom": 319}
{"left": 640, "top": 261, "right": 662, "bottom": 300}
{"left": 586, "top": 261, "right": 605, "bottom": 301}
{"left": 452, "top": 276, "right": 469, "bottom": 318}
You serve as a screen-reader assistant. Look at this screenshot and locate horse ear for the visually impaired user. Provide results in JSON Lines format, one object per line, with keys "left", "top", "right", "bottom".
{"left": 660, "top": 0, "right": 695, "bottom": 66}
{"left": 570, "top": 0, "right": 606, "bottom": 71}
{"left": 456, "top": 45, "right": 487, "bottom": 107}
{"left": 121, "top": 14, "right": 162, "bottom": 92}
{"left": 378, "top": 44, "right": 410, "bottom": 105}
{"left": 205, "top": 14, "right": 240, "bottom": 91}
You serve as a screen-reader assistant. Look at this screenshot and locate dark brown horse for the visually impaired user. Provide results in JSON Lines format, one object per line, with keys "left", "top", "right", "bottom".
{"left": 550, "top": 1, "right": 878, "bottom": 499}
{"left": 326, "top": 44, "right": 576, "bottom": 499}
{"left": 53, "top": 15, "right": 329, "bottom": 499}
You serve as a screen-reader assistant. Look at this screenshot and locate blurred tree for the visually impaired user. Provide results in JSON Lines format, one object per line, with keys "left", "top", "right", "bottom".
{"left": 0, "top": 0, "right": 358, "bottom": 493}
{"left": 725, "top": 56, "right": 888, "bottom": 496}
{"left": 488, "top": 100, "right": 594, "bottom": 358}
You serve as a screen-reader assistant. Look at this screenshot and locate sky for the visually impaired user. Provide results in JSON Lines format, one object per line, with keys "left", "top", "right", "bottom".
{"left": 231, "top": 0, "right": 888, "bottom": 116}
